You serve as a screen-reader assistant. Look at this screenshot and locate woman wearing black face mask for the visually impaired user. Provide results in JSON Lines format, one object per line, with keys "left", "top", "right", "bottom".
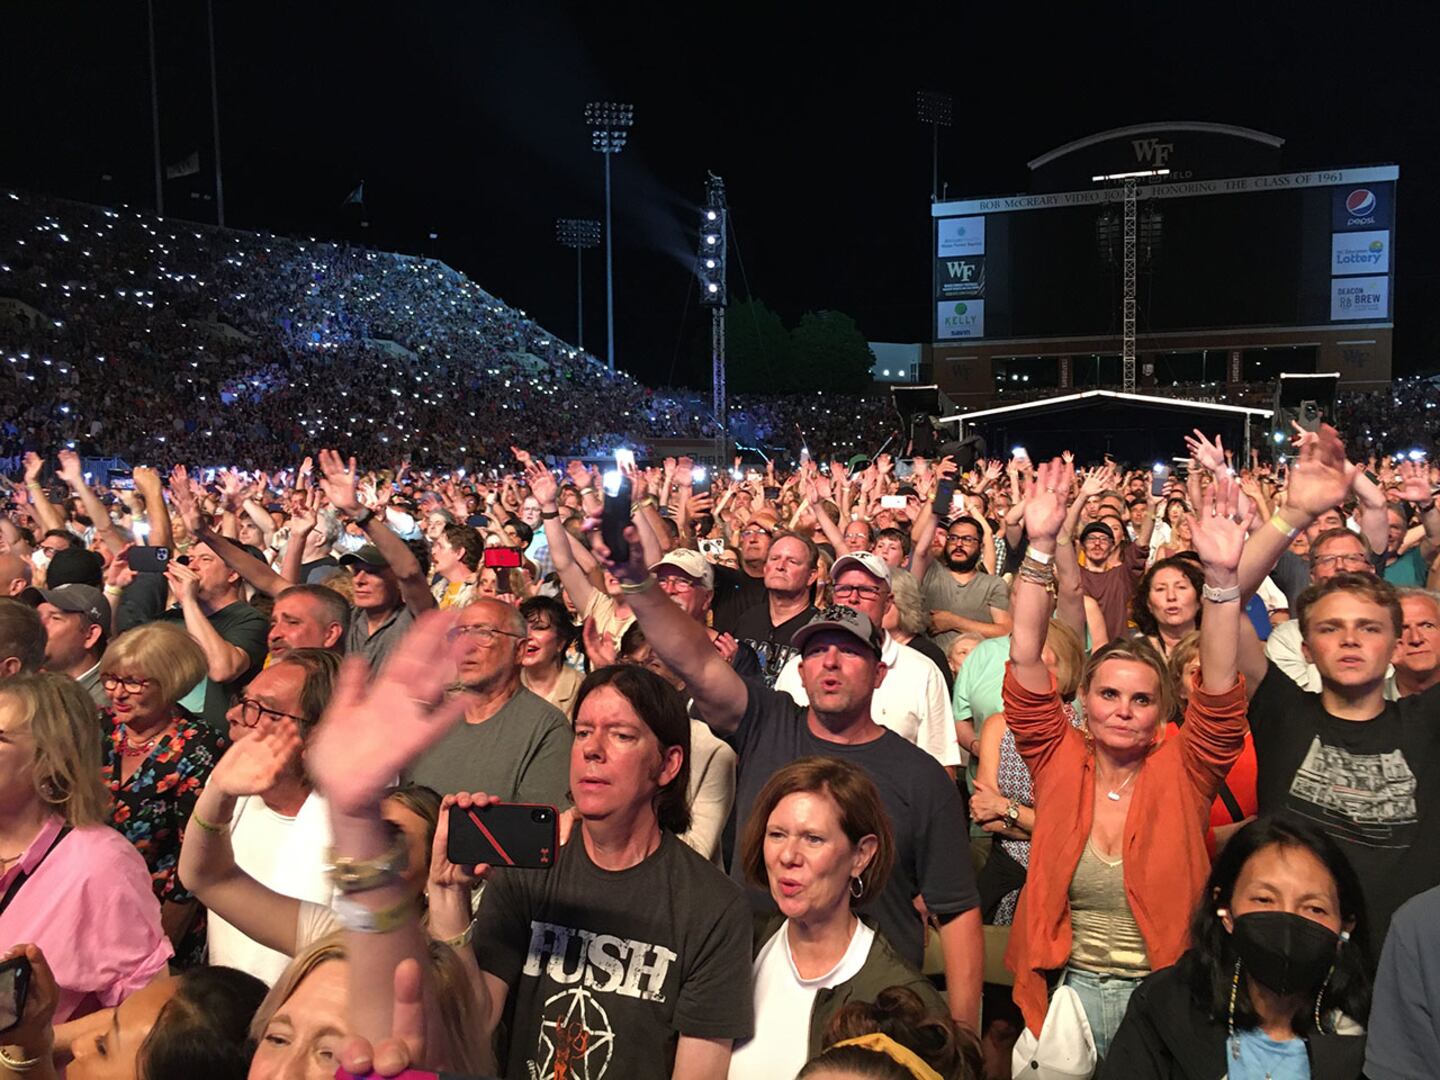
{"left": 1105, "top": 814, "right": 1370, "bottom": 1079}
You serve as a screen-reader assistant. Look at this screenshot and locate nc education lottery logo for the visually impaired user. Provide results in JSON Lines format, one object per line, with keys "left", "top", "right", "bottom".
{"left": 1331, "top": 231, "right": 1389, "bottom": 272}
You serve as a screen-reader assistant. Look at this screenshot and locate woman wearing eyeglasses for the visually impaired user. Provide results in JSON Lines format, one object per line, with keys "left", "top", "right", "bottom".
{"left": 99, "top": 622, "right": 228, "bottom": 969}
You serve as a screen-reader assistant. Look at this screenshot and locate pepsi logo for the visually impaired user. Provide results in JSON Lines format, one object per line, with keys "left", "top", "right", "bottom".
{"left": 1346, "top": 189, "right": 1376, "bottom": 216}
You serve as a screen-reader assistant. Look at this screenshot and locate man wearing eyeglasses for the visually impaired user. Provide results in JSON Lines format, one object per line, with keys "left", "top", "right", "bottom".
{"left": 402, "top": 599, "right": 572, "bottom": 806}
{"left": 1265, "top": 528, "right": 1397, "bottom": 697}
{"left": 773, "top": 552, "right": 959, "bottom": 772}
{"left": 910, "top": 514, "right": 1012, "bottom": 655}
{"left": 181, "top": 647, "right": 342, "bottom": 983}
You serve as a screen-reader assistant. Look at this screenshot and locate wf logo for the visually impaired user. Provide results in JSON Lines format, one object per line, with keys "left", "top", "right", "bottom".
{"left": 1131, "top": 137, "right": 1174, "bottom": 167}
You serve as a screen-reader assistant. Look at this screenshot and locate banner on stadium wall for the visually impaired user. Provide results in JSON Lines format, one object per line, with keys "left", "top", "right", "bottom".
{"left": 1330, "top": 231, "right": 1390, "bottom": 275}
{"left": 1330, "top": 276, "right": 1389, "bottom": 321}
{"left": 935, "top": 256, "right": 986, "bottom": 299}
{"left": 936, "top": 300, "right": 985, "bottom": 339}
{"left": 936, "top": 216, "right": 985, "bottom": 257}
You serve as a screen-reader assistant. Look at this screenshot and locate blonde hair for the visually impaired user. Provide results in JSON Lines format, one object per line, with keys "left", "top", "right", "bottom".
{"left": 887, "top": 567, "right": 927, "bottom": 638}
{"left": 1045, "top": 618, "right": 1085, "bottom": 701}
{"left": 0, "top": 673, "right": 111, "bottom": 827}
{"left": 1080, "top": 636, "right": 1176, "bottom": 734}
{"left": 1166, "top": 630, "right": 1202, "bottom": 702}
{"left": 251, "top": 933, "right": 488, "bottom": 1075}
{"left": 99, "top": 623, "right": 207, "bottom": 707}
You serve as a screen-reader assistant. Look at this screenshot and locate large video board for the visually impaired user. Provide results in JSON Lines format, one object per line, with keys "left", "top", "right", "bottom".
{"left": 932, "top": 166, "right": 1397, "bottom": 342}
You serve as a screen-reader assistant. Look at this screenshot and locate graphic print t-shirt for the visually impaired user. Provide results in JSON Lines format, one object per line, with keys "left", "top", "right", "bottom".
{"left": 474, "top": 831, "right": 754, "bottom": 1080}
{"left": 1250, "top": 661, "right": 1440, "bottom": 948}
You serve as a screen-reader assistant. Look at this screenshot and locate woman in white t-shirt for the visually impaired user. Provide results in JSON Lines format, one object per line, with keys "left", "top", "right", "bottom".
{"left": 727, "top": 757, "right": 947, "bottom": 1078}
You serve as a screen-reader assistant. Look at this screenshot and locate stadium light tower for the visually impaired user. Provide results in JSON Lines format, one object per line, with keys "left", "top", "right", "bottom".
{"left": 1093, "top": 168, "right": 1169, "bottom": 394}
{"left": 555, "top": 218, "right": 602, "bottom": 352}
{"left": 698, "top": 175, "right": 729, "bottom": 449}
{"left": 915, "top": 90, "right": 952, "bottom": 204}
{"left": 585, "top": 102, "right": 634, "bottom": 373}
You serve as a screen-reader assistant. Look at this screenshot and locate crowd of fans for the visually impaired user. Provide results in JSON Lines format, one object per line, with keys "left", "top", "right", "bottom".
{"left": 0, "top": 189, "right": 895, "bottom": 471}
{"left": 0, "top": 402, "right": 1437, "bottom": 1079}
{"left": 5, "top": 189, "right": 1440, "bottom": 1080}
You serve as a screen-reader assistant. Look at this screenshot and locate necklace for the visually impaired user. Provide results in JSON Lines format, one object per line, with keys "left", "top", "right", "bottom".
{"left": 1100, "top": 765, "right": 1141, "bottom": 801}
{"left": 119, "top": 720, "right": 173, "bottom": 758}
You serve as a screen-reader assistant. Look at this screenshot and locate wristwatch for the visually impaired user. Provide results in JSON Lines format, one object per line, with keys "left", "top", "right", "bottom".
{"left": 1005, "top": 801, "right": 1021, "bottom": 825}
{"left": 326, "top": 827, "right": 409, "bottom": 895}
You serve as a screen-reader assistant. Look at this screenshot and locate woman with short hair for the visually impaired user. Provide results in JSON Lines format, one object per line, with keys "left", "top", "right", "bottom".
{"left": 0, "top": 673, "right": 172, "bottom": 1028}
{"left": 99, "top": 622, "right": 228, "bottom": 967}
{"left": 518, "top": 595, "right": 582, "bottom": 718}
{"left": 728, "top": 757, "right": 947, "bottom": 1078}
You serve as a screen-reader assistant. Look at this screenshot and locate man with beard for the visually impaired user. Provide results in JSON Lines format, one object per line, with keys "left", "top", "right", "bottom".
{"left": 912, "top": 514, "right": 1011, "bottom": 655}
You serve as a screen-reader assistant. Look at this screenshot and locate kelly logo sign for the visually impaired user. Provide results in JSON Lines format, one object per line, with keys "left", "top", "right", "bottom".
{"left": 937, "top": 299, "right": 985, "bottom": 339}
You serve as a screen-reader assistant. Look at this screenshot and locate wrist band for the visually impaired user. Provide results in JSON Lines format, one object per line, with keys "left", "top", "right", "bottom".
{"left": 190, "top": 811, "right": 229, "bottom": 835}
{"left": 104, "top": 585, "right": 124, "bottom": 597}
{"left": 618, "top": 575, "right": 658, "bottom": 595}
{"left": 332, "top": 894, "right": 416, "bottom": 935}
{"left": 1025, "top": 547, "right": 1054, "bottom": 565}
{"left": 1266, "top": 512, "right": 1301, "bottom": 540}
{"left": 540, "top": 510, "right": 559, "bottom": 520}
{"left": 327, "top": 826, "right": 410, "bottom": 895}
{"left": 1202, "top": 583, "right": 1241, "bottom": 604}
{"left": 437, "top": 917, "right": 477, "bottom": 950}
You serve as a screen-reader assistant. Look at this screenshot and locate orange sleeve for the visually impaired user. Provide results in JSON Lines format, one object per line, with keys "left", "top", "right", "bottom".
{"left": 1177, "top": 672, "right": 1250, "bottom": 799}
{"left": 1002, "top": 661, "right": 1072, "bottom": 777}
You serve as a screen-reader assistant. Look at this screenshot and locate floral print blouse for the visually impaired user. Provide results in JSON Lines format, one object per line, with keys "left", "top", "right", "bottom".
{"left": 102, "top": 709, "right": 228, "bottom": 968}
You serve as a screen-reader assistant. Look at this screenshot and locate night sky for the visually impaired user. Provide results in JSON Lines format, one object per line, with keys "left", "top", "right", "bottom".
{"left": 6, "top": 2, "right": 1440, "bottom": 385}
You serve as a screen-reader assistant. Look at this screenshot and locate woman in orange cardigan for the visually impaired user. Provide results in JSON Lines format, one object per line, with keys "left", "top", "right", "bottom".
{"left": 1003, "top": 459, "right": 1250, "bottom": 1060}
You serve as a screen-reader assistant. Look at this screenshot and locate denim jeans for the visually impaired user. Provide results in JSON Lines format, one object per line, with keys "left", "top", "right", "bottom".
{"left": 1059, "top": 966, "right": 1144, "bottom": 1060}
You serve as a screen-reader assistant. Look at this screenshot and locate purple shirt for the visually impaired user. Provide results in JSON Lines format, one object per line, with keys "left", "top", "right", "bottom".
{"left": 0, "top": 816, "right": 172, "bottom": 1022}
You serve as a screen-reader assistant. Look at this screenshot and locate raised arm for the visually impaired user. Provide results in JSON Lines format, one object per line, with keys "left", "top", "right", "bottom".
{"left": 307, "top": 613, "right": 484, "bottom": 1062}
{"left": 1011, "top": 459, "right": 1071, "bottom": 694}
{"left": 525, "top": 460, "right": 598, "bottom": 612}
{"left": 319, "top": 450, "right": 435, "bottom": 615}
{"left": 1186, "top": 471, "right": 1250, "bottom": 694}
{"left": 55, "top": 450, "right": 126, "bottom": 555}
{"left": 178, "top": 720, "right": 308, "bottom": 955}
{"left": 134, "top": 466, "right": 173, "bottom": 551}
{"left": 20, "top": 453, "right": 65, "bottom": 536}
{"left": 594, "top": 523, "right": 749, "bottom": 735}
{"left": 1396, "top": 460, "right": 1440, "bottom": 561}
{"left": 172, "top": 468, "right": 291, "bottom": 598}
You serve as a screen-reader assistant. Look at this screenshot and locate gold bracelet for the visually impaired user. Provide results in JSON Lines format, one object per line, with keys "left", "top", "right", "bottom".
{"left": 617, "top": 575, "right": 658, "bottom": 595}
{"left": 1056, "top": 535, "right": 1073, "bottom": 546}
{"left": 190, "top": 810, "right": 229, "bottom": 835}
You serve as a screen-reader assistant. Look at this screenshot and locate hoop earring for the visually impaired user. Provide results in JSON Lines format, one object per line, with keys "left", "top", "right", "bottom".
{"left": 849, "top": 876, "right": 865, "bottom": 900}
{"left": 1227, "top": 958, "right": 1242, "bottom": 1061}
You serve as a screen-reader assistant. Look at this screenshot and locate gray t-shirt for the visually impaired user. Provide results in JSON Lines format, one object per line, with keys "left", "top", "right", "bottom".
{"left": 345, "top": 604, "right": 415, "bottom": 671}
{"left": 921, "top": 562, "right": 1010, "bottom": 652}
{"left": 405, "top": 687, "right": 573, "bottom": 807}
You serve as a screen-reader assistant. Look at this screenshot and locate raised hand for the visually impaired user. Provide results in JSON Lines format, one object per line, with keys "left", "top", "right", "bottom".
{"left": 1396, "top": 459, "right": 1434, "bottom": 504}
{"left": 336, "top": 957, "right": 428, "bottom": 1080}
{"left": 107, "top": 544, "right": 138, "bottom": 589}
{"left": 509, "top": 445, "right": 532, "bottom": 468}
{"left": 317, "top": 449, "right": 363, "bottom": 515}
{"left": 290, "top": 488, "right": 320, "bottom": 535}
{"left": 1185, "top": 471, "right": 1253, "bottom": 581}
{"left": 1284, "top": 423, "right": 1358, "bottom": 519}
{"left": 1021, "top": 458, "right": 1073, "bottom": 542}
{"left": 581, "top": 615, "right": 618, "bottom": 667}
{"left": 524, "top": 460, "right": 558, "bottom": 508}
{"left": 165, "top": 560, "right": 202, "bottom": 605}
{"left": 22, "top": 452, "right": 44, "bottom": 483}
{"left": 1182, "top": 429, "right": 1226, "bottom": 473}
{"left": 56, "top": 449, "right": 84, "bottom": 486}
{"left": 210, "top": 717, "right": 303, "bottom": 798}
{"left": 565, "top": 459, "right": 590, "bottom": 488}
{"left": 167, "top": 468, "right": 205, "bottom": 535}
{"left": 307, "top": 612, "right": 472, "bottom": 817}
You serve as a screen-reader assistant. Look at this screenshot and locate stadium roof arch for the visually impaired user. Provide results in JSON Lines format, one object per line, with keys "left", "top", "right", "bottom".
{"left": 1027, "top": 122, "right": 1286, "bottom": 171}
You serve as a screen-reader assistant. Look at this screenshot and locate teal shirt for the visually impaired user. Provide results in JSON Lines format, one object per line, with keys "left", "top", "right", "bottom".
{"left": 1383, "top": 548, "right": 1428, "bottom": 588}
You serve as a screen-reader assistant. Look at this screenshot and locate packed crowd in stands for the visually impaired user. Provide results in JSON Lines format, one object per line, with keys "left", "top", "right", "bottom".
{"left": 0, "top": 189, "right": 894, "bottom": 471}
{"left": 4, "top": 189, "right": 1440, "bottom": 1080}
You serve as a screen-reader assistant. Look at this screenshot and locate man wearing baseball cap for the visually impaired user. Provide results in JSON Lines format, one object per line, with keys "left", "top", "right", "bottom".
{"left": 22, "top": 582, "right": 111, "bottom": 706}
{"left": 652, "top": 548, "right": 760, "bottom": 679}
{"left": 599, "top": 532, "right": 983, "bottom": 1031}
{"left": 773, "top": 551, "right": 958, "bottom": 771}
